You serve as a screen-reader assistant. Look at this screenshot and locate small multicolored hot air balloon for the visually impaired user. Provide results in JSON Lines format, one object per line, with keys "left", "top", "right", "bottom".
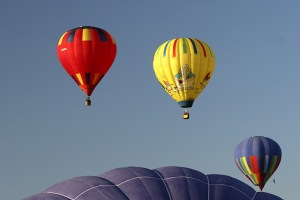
{"left": 57, "top": 26, "right": 117, "bottom": 106}
{"left": 234, "top": 136, "right": 282, "bottom": 191}
{"left": 153, "top": 38, "right": 215, "bottom": 119}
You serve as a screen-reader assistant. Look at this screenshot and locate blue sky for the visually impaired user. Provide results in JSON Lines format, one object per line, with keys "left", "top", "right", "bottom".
{"left": 1, "top": 1, "right": 299, "bottom": 199}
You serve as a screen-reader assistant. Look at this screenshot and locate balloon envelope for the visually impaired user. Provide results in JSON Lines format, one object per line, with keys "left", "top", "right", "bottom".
{"left": 153, "top": 38, "right": 215, "bottom": 108}
{"left": 234, "top": 136, "right": 282, "bottom": 191}
{"left": 57, "top": 26, "right": 117, "bottom": 97}
{"left": 23, "top": 166, "right": 282, "bottom": 200}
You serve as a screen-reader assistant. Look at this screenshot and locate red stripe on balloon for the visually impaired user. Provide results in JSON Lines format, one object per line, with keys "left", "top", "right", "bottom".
{"left": 196, "top": 39, "right": 207, "bottom": 57}
{"left": 250, "top": 156, "right": 260, "bottom": 173}
{"left": 173, "top": 38, "right": 179, "bottom": 57}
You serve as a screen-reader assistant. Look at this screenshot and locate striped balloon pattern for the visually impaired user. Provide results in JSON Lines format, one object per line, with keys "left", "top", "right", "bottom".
{"left": 153, "top": 38, "right": 215, "bottom": 108}
{"left": 234, "top": 136, "right": 282, "bottom": 191}
{"left": 57, "top": 26, "right": 117, "bottom": 97}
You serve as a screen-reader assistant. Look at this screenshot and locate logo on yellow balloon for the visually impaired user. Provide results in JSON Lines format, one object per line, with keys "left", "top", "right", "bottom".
{"left": 175, "top": 65, "right": 195, "bottom": 90}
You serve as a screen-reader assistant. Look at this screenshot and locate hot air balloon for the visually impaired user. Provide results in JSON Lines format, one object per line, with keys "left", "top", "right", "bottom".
{"left": 234, "top": 136, "right": 282, "bottom": 191}
{"left": 23, "top": 166, "right": 283, "bottom": 200}
{"left": 57, "top": 26, "right": 117, "bottom": 106}
{"left": 153, "top": 38, "right": 215, "bottom": 119}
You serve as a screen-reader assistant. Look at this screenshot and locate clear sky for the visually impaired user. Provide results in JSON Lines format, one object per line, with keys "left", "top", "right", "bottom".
{"left": 1, "top": 1, "right": 299, "bottom": 199}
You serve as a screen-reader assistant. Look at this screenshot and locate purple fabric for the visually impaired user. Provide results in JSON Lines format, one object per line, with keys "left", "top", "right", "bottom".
{"left": 23, "top": 166, "right": 283, "bottom": 200}
{"left": 234, "top": 136, "right": 282, "bottom": 158}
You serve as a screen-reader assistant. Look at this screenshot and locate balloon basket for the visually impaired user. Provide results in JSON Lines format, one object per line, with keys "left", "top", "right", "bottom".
{"left": 182, "top": 111, "right": 189, "bottom": 119}
{"left": 85, "top": 97, "right": 91, "bottom": 106}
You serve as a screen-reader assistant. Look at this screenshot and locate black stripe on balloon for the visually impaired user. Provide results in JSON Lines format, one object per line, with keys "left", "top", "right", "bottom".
{"left": 71, "top": 75, "right": 80, "bottom": 85}
{"left": 85, "top": 73, "right": 90, "bottom": 84}
{"left": 96, "top": 29, "right": 107, "bottom": 41}
{"left": 188, "top": 38, "right": 197, "bottom": 54}
{"left": 67, "top": 29, "right": 77, "bottom": 42}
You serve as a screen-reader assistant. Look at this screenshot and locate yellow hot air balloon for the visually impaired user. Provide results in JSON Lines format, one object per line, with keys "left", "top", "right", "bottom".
{"left": 153, "top": 38, "right": 215, "bottom": 119}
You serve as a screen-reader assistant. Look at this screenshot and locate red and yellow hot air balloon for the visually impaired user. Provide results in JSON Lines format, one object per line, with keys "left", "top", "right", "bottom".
{"left": 57, "top": 26, "right": 117, "bottom": 106}
{"left": 153, "top": 38, "right": 215, "bottom": 119}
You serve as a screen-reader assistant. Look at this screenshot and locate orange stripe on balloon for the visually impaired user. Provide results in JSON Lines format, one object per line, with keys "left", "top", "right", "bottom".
{"left": 76, "top": 73, "right": 84, "bottom": 85}
{"left": 172, "top": 38, "right": 178, "bottom": 57}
